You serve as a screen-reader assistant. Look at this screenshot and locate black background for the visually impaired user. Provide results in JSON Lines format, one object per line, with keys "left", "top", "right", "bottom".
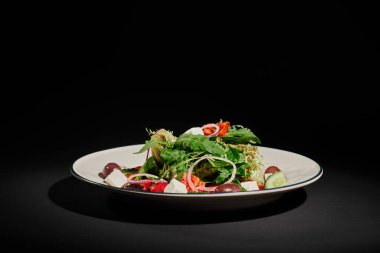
{"left": 2, "top": 1, "right": 379, "bottom": 252}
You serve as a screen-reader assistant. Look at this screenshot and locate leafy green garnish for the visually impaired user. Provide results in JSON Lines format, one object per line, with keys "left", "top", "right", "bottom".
{"left": 221, "top": 125, "right": 261, "bottom": 144}
{"left": 175, "top": 134, "right": 226, "bottom": 157}
{"left": 215, "top": 167, "right": 231, "bottom": 184}
{"left": 226, "top": 147, "right": 245, "bottom": 163}
{"left": 139, "top": 156, "right": 159, "bottom": 175}
{"left": 160, "top": 149, "right": 189, "bottom": 165}
{"left": 135, "top": 122, "right": 263, "bottom": 185}
{"left": 236, "top": 163, "right": 249, "bottom": 180}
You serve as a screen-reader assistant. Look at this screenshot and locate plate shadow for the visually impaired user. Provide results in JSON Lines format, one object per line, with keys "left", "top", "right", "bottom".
{"left": 48, "top": 176, "right": 307, "bottom": 224}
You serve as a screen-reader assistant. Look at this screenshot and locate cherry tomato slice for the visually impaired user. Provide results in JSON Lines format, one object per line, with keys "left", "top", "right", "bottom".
{"left": 150, "top": 182, "right": 168, "bottom": 192}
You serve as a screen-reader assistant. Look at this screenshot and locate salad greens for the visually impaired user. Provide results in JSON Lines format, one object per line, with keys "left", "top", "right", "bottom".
{"left": 100, "top": 120, "right": 289, "bottom": 193}
{"left": 135, "top": 121, "right": 264, "bottom": 188}
{"left": 219, "top": 125, "right": 261, "bottom": 144}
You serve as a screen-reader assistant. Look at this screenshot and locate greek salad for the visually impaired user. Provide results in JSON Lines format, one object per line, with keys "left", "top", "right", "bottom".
{"left": 99, "top": 121, "right": 288, "bottom": 193}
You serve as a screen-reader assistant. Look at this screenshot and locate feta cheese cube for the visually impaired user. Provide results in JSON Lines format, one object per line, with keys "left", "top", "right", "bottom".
{"left": 264, "top": 173, "right": 272, "bottom": 180}
{"left": 184, "top": 127, "right": 204, "bottom": 136}
{"left": 104, "top": 169, "right": 128, "bottom": 188}
{"left": 164, "top": 179, "right": 188, "bottom": 193}
{"left": 240, "top": 181, "right": 259, "bottom": 191}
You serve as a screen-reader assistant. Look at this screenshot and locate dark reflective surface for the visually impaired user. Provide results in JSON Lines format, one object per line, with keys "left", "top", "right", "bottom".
{"left": 49, "top": 177, "right": 307, "bottom": 224}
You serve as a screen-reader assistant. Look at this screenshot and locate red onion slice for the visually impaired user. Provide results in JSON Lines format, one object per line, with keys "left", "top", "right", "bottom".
{"left": 186, "top": 155, "right": 237, "bottom": 192}
{"left": 126, "top": 173, "right": 166, "bottom": 184}
{"left": 127, "top": 179, "right": 167, "bottom": 185}
{"left": 197, "top": 185, "right": 217, "bottom": 192}
{"left": 201, "top": 123, "right": 220, "bottom": 137}
{"left": 145, "top": 148, "right": 150, "bottom": 161}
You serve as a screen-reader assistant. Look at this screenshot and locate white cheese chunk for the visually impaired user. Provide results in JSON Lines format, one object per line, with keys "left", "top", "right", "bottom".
{"left": 184, "top": 127, "right": 204, "bottom": 135}
{"left": 104, "top": 169, "right": 128, "bottom": 188}
{"left": 240, "top": 181, "right": 260, "bottom": 191}
{"left": 264, "top": 173, "right": 272, "bottom": 180}
{"left": 164, "top": 178, "right": 188, "bottom": 193}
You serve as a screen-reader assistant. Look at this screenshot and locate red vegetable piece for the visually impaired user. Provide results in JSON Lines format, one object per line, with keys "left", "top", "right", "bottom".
{"left": 141, "top": 182, "right": 152, "bottom": 191}
{"left": 180, "top": 173, "right": 206, "bottom": 192}
{"left": 217, "top": 121, "right": 230, "bottom": 137}
{"left": 150, "top": 182, "right": 168, "bottom": 192}
{"left": 203, "top": 127, "right": 215, "bottom": 136}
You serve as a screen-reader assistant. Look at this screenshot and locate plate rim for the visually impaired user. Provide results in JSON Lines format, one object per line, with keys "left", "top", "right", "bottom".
{"left": 71, "top": 145, "right": 323, "bottom": 198}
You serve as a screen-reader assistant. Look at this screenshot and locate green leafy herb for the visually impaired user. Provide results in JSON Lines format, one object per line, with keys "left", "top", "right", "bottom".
{"left": 134, "top": 122, "right": 263, "bottom": 187}
{"left": 236, "top": 163, "right": 249, "bottom": 180}
{"left": 221, "top": 125, "right": 261, "bottom": 144}
{"left": 160, "top": 149, "right": 189, "bottom": 165}
{"left": 215, "top": 167, "right": 231, "bottom": 184}
{"left": 226, "top": 147, "right": 245, "bottom": 163}
{"left": 175, "top": 134, "right": 226, "bottom": 156}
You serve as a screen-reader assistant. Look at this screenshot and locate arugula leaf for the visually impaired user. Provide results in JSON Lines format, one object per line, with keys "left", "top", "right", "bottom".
{"left": 175, "top": 134, "right": 226, "bottom": 156}
{"left": 176, "top": 163, "right": 189, "bottom": 180}
{"left": 226, "top": 147, "right": 245, "bottom": 163}
{"left": 139, "top": 156, "right": 159, "bottom": 175}
{"left": 236, "top": 163, "right": 249, "bottom": 180}
{"left": 221, "top": 125, "right": 261, "bottom": 144}
{"left": 215, "top": 167, "right": 231, "bottom": 184}
{"left": 160, "top": 149, "right": 189, "bottom": 165}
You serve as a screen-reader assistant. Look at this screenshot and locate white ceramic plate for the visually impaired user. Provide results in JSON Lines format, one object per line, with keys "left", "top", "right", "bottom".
{"left": 71, "top": 145, "right": 322, "bottom": 210}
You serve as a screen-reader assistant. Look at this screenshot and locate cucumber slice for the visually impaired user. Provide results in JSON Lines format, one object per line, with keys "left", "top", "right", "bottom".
{"left": 264, "top": 172, "right": 288, "bottom": 189}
